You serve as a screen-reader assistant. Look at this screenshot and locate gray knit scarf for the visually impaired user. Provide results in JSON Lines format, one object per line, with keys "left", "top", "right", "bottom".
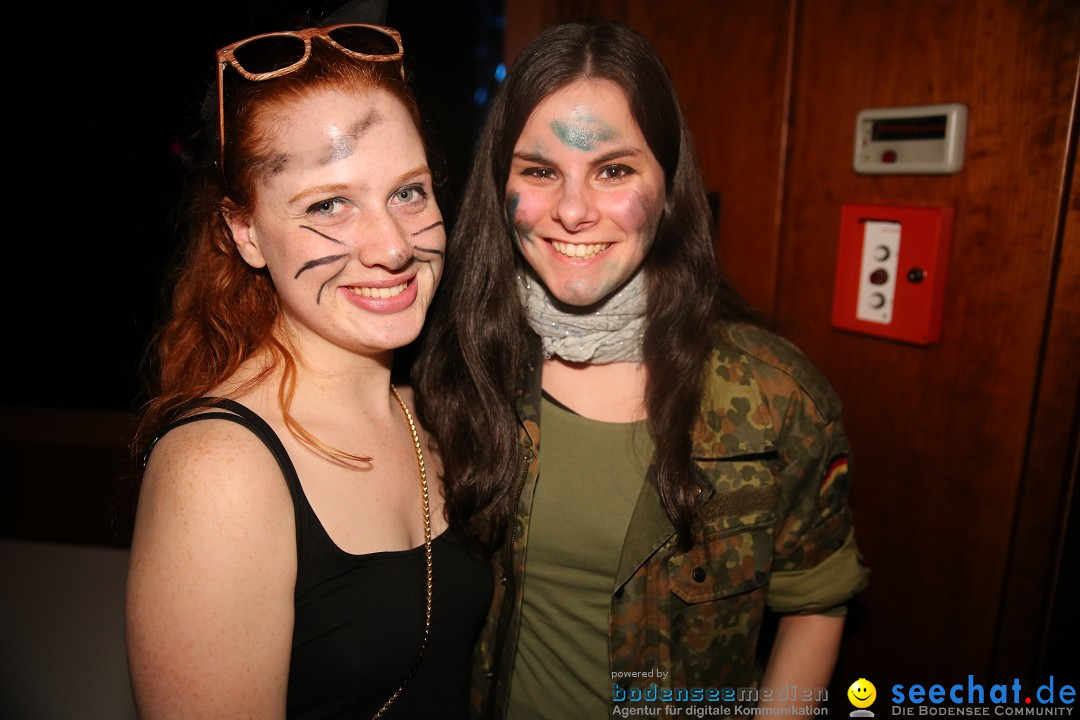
{"left": 519, "top": 268, "right": 646, "bottom": 364}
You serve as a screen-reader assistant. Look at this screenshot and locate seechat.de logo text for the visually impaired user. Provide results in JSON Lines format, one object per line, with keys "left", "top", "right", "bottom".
{"left": 889, "top": 676, "right": 1075, "bottom": 716}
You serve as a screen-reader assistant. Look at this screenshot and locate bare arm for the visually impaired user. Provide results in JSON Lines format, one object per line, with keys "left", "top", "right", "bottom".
{"left": 125, "top": 420, "right": 297, "bottom": 719}
{"left": 759, "top": 614, "right": 845, "bottom": 709}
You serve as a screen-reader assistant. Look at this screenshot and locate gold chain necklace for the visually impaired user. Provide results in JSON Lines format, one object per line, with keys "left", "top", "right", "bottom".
{"left": 371, "top": 385, "right": 433, "bottom": 719}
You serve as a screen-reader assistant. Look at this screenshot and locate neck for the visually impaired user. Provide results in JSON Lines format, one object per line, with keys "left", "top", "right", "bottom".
{"left": 292, "top": 360, "right": 397, "bottom": 417}
{"left": 223, "top": 330, "right": 400, "bottom": 425}
{"left": 277, "top": 314, "right": 402, "bottom": 412}
{"left": 541, "top": 356, "right": 648, "bottom": 423}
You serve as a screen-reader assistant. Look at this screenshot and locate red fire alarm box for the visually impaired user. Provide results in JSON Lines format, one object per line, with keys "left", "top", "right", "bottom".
{"left": 831, "top": 204, "right": 953, "bottom": 345}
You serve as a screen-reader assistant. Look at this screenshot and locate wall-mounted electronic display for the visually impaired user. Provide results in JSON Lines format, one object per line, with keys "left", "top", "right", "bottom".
{"left": 853, "top": 103, "right": 967, "bottom": 174}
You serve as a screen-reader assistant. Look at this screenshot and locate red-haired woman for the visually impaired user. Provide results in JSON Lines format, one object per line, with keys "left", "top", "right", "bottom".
{"left": 125, "top": 25, "right": 490, "bottom": 719}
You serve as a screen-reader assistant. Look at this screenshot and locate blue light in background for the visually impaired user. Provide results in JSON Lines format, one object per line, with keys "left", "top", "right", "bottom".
{"left": 495, "top": 62, "right": 506, "bottom": 82}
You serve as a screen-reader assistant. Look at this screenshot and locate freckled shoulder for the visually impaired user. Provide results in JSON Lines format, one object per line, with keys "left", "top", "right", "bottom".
{"left": 140, "top": 416, "right": 295, "bottom": 523}
{"left": 719, "top": 323, "right": 842, "bottom": 423}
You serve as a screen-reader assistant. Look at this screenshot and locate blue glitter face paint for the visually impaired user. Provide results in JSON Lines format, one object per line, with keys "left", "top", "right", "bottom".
{"left": 507, "top": 192, "right": 526, "bottom": 247}
{"left": 550, "top": 107, "right": 618, "bottom": 152}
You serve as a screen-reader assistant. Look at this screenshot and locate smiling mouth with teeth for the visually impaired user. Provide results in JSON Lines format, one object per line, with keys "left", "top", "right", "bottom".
{"left": 551, "top": 240, "right": 611, "bottom": 259}
{"left": 346, "top": 281, "right": 409, "bottom": 299}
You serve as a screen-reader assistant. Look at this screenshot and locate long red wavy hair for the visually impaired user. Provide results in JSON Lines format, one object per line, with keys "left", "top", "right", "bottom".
{"left": 134, "top": 38, "right": 421, "bottom": 468}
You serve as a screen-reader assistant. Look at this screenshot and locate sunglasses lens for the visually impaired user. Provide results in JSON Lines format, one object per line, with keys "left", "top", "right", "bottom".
{"left": 232, "top": 35, "right": 307, "bottom": 75}
{"left": 327, "top": 25, "right": 401, "bottom": 56}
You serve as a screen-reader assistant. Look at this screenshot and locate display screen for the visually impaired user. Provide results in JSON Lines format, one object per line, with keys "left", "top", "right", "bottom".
{"left": 871, "top": 115, "right": 947, "bottom": 141}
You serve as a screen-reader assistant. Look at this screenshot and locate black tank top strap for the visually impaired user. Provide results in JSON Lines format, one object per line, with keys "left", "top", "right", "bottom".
{"left": 148, "top": 397, "right": 304, "bottom": 503}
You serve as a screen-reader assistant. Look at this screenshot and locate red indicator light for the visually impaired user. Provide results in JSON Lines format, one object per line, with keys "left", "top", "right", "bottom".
{"left": 881, "top": 150, "right": 898, "bottom": 163}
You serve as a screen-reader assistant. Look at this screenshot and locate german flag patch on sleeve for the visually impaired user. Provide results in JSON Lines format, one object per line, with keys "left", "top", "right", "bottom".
{"left": 821, "top": 453, "right": 850, "bottom": 495}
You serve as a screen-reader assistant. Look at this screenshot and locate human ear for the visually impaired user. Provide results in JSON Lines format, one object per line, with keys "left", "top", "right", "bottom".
{"left": 222, "top": 199, "right": 267, "bottom": 269}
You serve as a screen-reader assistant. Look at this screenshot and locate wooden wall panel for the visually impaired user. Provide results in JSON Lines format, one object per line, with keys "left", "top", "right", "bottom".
{"left": 776, "top": 0, "right": 1080, "bottom": 683}
{"left": 623, "top": 2, "right": 794, "bottom": 314}
{"left": 994, "top": 90, "right": 1080, "bottom": 679}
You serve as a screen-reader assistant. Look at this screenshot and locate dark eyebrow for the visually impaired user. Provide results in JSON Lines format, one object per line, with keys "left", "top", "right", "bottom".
{"left": 512, "top": 147, "right": 643, "bottom": 166}
{"left": 592, "top": 147, "right": 644, "bottom": 164}
{"left": 513, "top": 151, "right": 551, "bottom": 165}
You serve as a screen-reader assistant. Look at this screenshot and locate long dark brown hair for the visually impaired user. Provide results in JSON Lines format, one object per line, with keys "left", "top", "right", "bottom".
{"left": 134, "top": 39, "right": 421, "bottom": 469}
{"left": 415, "top": 21, "right": 756, "bottom": 552}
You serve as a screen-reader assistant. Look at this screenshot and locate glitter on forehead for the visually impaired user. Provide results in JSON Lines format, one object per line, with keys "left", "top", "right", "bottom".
{"left": 322, "top": 109, "right": 383, "bottom": 165}
{"left": 550, "top": 106, "right": 619, "bottom": 152}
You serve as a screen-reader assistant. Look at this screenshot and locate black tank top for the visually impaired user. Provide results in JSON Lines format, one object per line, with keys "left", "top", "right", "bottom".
{"left": 158, "top": 399, "right": 493, "bottom": 719}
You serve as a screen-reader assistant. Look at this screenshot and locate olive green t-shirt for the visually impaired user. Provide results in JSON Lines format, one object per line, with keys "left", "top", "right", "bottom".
{"left": 506, "top": 395, "right": 653, "bottom": 719}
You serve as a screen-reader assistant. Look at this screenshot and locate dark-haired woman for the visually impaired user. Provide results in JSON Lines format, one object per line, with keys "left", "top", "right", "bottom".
{"left": 416, "top": 21, "right": 868, "bottom": 719}
{"left": 125, "top": 25, "right": 491, "bottom": 719}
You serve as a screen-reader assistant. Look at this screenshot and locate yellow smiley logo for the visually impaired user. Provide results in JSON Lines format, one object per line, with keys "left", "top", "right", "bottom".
{"left": 848, "top": 678, "right": 877, "bottom": 709}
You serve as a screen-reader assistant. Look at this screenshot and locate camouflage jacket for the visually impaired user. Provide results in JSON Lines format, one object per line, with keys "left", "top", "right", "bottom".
{"left": 471, "top": 323, "right": 869, "bottom": 718}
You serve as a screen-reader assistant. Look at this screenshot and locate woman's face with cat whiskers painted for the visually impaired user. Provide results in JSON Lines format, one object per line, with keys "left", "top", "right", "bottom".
{"left": 225, "top": 88, "right": 445, "bottom": 358}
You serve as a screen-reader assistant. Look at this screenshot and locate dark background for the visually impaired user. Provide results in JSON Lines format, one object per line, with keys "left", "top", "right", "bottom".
{"left": 4, "top": 0, "right": 503, "bottom": 412}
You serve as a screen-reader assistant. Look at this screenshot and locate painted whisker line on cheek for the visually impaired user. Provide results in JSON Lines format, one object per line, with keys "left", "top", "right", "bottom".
{"left": 300, "top": 225, "right": 345, "bottom": 245}
{"left": 412, "top": 246, "right": 447, "bottom": 263}
{"left": 317, "top": 264, "right": 348, "bottom": 305}
{"left": 411, "top": 221, "right": 444, "bottom": 236}
{"left": 295, "top": 254, "right": 348, "bottom": 279}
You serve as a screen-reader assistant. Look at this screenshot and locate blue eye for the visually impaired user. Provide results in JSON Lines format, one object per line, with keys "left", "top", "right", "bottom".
{"left": 306, "top": 198, "right": 347, "bottom": 216}
{"left": 390, "top": 184, "right": 429, "bottom": 209}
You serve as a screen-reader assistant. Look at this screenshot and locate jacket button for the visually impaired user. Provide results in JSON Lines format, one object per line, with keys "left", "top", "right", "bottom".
{"left": 692, "top": 567, "right": 707, "bottom": 583}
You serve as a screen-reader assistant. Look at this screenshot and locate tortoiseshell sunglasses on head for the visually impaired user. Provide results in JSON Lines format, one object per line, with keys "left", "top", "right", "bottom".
{"left": 215, "top": 23, "right": 405, "bottom": 163}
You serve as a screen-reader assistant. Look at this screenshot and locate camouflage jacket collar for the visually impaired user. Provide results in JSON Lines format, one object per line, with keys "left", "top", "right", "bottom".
{"left": 516, "top": 329, "right": 780, "bottom": 460}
